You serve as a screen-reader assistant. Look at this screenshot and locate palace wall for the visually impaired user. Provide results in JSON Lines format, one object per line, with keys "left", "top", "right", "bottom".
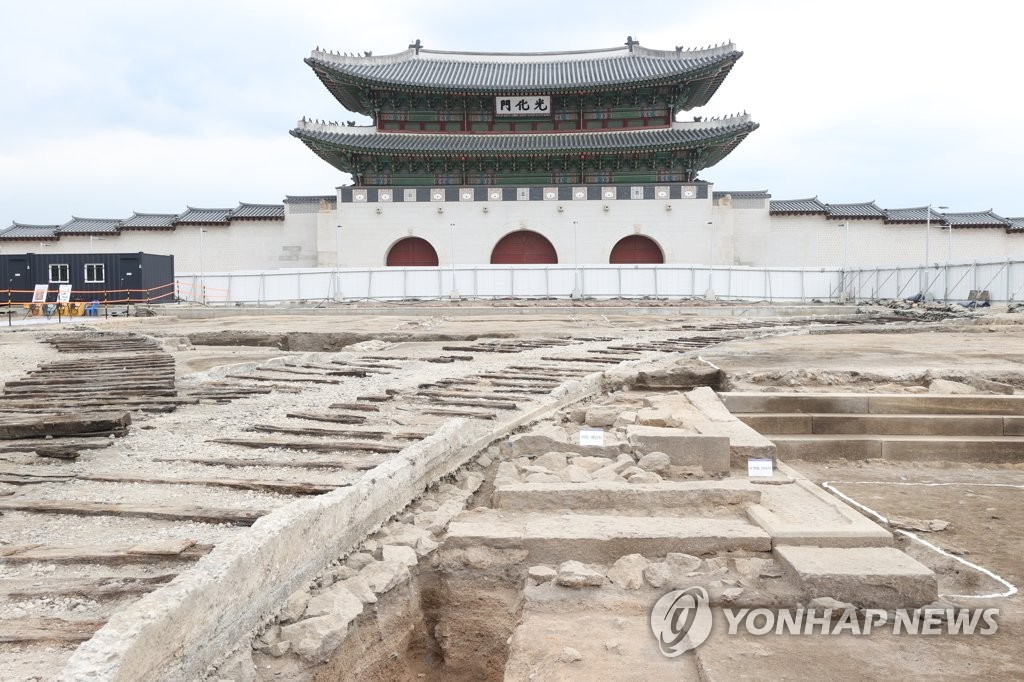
{"left": 6, "top": 189, "right": 1023, "bottom": 274}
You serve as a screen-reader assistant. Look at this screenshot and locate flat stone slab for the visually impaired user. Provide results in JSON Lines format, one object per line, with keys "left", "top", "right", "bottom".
{"left": 446, "top": 511, "right": 771, "bottom": 563}
{"left": 771, "top": 435, "right": 1024, "bottom": 463}
{"left": 722, "top": 393, "right": 870, "bottom": 414}
{"left": 743, "top": 413, "right": 1008, "bottom": 437}
{"left": 492, "top": 481, "right": 760, "bottom": 512}
{"left": 774, "top": 545, "right": 937, "bottom": 608}
{"left": 723, "top": 392, "right": 1024, "bottom": 416}
{"left": 746, "top": 465, "right": 892, "bottom": 548}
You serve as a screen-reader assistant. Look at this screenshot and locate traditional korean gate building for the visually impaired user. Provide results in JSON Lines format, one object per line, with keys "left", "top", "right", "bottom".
{"left": 291, "top": 38, "right": 759, "bottom": 268}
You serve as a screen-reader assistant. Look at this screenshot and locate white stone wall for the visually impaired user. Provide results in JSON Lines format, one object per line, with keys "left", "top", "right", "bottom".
{"left": 7, "top": 188, "right": 1023, "bottom": 273}
{"left": 334, "top": 192, "right": 717, "bottom": 267}
{"left": 732, "top": 214, "right": 1024, "bottom": 268}
{"left": 14, "top": 217, "right": 319, "bottom": 272}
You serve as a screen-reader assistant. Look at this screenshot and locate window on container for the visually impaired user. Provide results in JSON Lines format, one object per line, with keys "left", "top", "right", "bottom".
{"left": 85, "top": 263, "right": 105, "bottom": 283}
{"left": 48, "top": 264, "right": 70, "bottom": 283}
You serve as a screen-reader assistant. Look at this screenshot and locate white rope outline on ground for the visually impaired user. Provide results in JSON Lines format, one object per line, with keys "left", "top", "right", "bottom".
{"left": 821, "top": 481, "right": 1019, "bottom": 599}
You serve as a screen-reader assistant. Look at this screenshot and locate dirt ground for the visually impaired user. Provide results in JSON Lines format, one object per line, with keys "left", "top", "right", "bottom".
{"left": 2, "top": 304, "right": 1023, "bottom": 680}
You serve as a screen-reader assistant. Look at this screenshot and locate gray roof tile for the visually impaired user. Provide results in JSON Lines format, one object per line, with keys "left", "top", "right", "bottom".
{"left": 884, "top": 207, "right": 946, "bottom": 224}
{"left": 121, "top": 212, "right": 177, "bottom": 229}
{"left": 232, "top": 202, "right": 285, "bottom": 220}
{"left": 177, "top": 207, "right": 232, "bottom": 224}
{"left": 1008, "top": 217, "right": 1024, "bottom": 231}
{"left": 58, "top": 217, "right": 122, "bottom": 234}
{"left": 769, "top": 198, "right": 826, "bottom": 214}
{"left": 826, "top": 202, "right": 885, "bottom": 219}
{"left": 0, "top": 223, "right": 60, "bottom": 240}
{"left": 942, "top": 210, "right": 1008, "bottom": 228}
{"left": 285, "top": 195, "right": 336, "bottom": 202}
{"left": 308, "top": 43, "right": 740, "bottom": 93}
{"left": 292, "top": 116, "right": 757, "bottom": 155}
{"left": 713, "top": 190, "right": 770, "bottom": 199}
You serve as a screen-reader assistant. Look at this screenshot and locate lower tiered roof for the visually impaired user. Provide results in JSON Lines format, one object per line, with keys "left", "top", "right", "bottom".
{"left": 291, "top": 115, "right": 758, "bottom": 184}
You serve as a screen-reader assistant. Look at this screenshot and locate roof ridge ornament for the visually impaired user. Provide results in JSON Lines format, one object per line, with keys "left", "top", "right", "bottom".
{"left": 625, "top": 36, "right": 639, "bottom": 52}
{"left": 409, "top": 38, "right": 422, "bottom": 55}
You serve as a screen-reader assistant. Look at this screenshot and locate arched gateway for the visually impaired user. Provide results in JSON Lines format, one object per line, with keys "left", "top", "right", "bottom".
{"left": 386, "top": 237, "right": 439, "bottom": 266}
{"left": 490, "top": 231, "right": 558, "bottom": 264}
{"left": 609, "top": 235, "right": 664, "bottom": 264}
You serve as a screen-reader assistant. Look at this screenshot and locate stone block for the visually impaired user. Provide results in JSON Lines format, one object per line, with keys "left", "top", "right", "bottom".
{"left": 626, "top": 425, "right": 730, "bottom": 474}
{"left": 556, "top": 560, "right": 606, "bottom": 587}
{"left": 509, "top": 431, "right": 626, "bottom": 458}
{"left": 868, "top": 394, "right": 1024, "bottom": 416}
{"left": 446, "top": 511, "right": 771, "bottom": 564}
{"left": 585, "top": 405, "right": 621, "bottom": 427}
{"left": 533, "top": 452, "right": 569, "bottom": 471}
{"left": 607, "top": 554, "right": 649, "bottom": 590}
{"left": 774, "top": 545, "right": 937, "bottom": 608}
{"left": 382, "top": 544, "right": 418, "bottom": 567}
{"left": 280, "top": 597, "right": 362, "bottom": 662}
{"left": 811, "top": 414, "right": 1004, "bottom": 437}
{"left": 738, "top": 414, "right": 812, "bottom": 434}
{"left": 491, "top": 481, "right": 760, "bottom": 513}
{"left": 632, "top": 358, "right": 728, "bottom": 391}
{"left": 1004, "top": 416, "right": 1024, "bottom": 436}
{"left": 304, "top": 585, "right": 363, "bottom": 619}
{"left": 770, "top": 436, "right": 882, "bottom": 462}
{"left": 359, "top": 559, "right": 409, "bottom": 595}
{"left": 637, "top": 451, "right": 670, "bottom": 473}
{"left": 721, "top": 393, "right": 870, "bottom": 414}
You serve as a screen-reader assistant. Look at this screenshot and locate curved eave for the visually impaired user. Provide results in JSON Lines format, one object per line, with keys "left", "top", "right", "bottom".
{"left": 306, "top": 52, "right": 742, "bottom": 116}
{"left": 290, "top": 121, "right": 758, "bottom": 173}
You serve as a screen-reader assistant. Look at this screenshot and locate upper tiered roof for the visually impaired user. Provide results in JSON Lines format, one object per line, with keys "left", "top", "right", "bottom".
{"left": 307, "top": 39, "right": 742, "bottom": 115}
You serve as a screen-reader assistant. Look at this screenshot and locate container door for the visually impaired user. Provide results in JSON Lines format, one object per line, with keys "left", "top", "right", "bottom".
{"left": 6, "top": 256, "right": 31, "bottom": 303}
{"left": 118, "top": 255, "right": 141, "bottom": 301}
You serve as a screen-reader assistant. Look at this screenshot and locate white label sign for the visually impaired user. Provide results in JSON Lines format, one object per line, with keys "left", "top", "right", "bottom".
{"left": 748, "top": 458, "right": 774, "bottom": 477}
{"left": 579, "top": 427, "right": 605, "bottom": 447}
{"left": 495, "top": 95, "right": 551, "bottom": 116}
{"left": 31, "top": 284, "right": 49, "bottom": 303}
{"left": 57, "top": 284, "right": 73, "bottom": 303}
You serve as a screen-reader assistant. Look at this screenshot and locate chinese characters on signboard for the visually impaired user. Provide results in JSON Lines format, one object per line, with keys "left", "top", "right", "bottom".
{"left": 495, "top": 96, "right": 551, "bottom": 116}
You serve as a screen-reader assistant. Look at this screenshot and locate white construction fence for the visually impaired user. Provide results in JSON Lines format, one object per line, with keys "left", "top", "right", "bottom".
{"left": 176, "top": 259, "right": 1024, "bottom": 305}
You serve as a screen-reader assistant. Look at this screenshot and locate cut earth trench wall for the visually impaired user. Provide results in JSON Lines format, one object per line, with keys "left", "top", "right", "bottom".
{"left": 60, "top": 373, "right": 607, "bottom": 681}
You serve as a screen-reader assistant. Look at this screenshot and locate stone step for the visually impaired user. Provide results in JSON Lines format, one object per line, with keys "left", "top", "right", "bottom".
{"left": 721, "top": 392, "right": 1024, "bottom": 416}
{"left": 492, "top": 481, "right": 760, "bottom": 513}
{"left": 774, "top": 545, "right": 938, "bottom": 608}
{"left": 769, "top": 434, "right": 1024, "bottom": 463}
{"left": 445, "top": 511, "right": 771, "bottom": 564}
{"left": 739, "top": 413, "right": 1014, "bottom": 437}
{"left": 745, "top": 464, "right": 892, "bottom": 548}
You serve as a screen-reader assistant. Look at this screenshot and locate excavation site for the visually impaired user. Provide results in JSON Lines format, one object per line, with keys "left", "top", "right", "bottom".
{"left": 0, "top": 302, "right": 1022, "bottom": 681}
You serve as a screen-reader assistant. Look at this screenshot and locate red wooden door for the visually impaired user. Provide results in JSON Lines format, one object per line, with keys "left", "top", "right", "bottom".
{"left": 609, "top": 235, "right": 663, "bottom": 264}
{"left": 490, "top": 231, "right": 558, "bottom": 264}
{"left": 386, "top": 237, "right": 439, "bottom": 266}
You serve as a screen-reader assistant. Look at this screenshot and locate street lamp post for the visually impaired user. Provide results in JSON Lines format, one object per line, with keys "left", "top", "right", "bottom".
{"left": 198, "top": 227, "right": 206, "bottom": 304}
{"left": 449, "top": 222, "right": 459, "bottom": 300}
{"left": 704, "top": 220, "right": 716, "bottom": 300}
{"left": 922, "top": 204, "right": 949, "bottom": 299}
{"left": 335, "top": 224, "right": 342, "bottom": 266}
{"left": 571, "top": 220, "right": 581, "bottom": 299}
{"left": 839, "top": 222, "right": 850, "bottom": 302}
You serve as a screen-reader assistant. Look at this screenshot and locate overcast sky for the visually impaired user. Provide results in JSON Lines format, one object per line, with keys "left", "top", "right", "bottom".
{"left": 2, "top": 0, "right": 1022, "bottom": 226}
